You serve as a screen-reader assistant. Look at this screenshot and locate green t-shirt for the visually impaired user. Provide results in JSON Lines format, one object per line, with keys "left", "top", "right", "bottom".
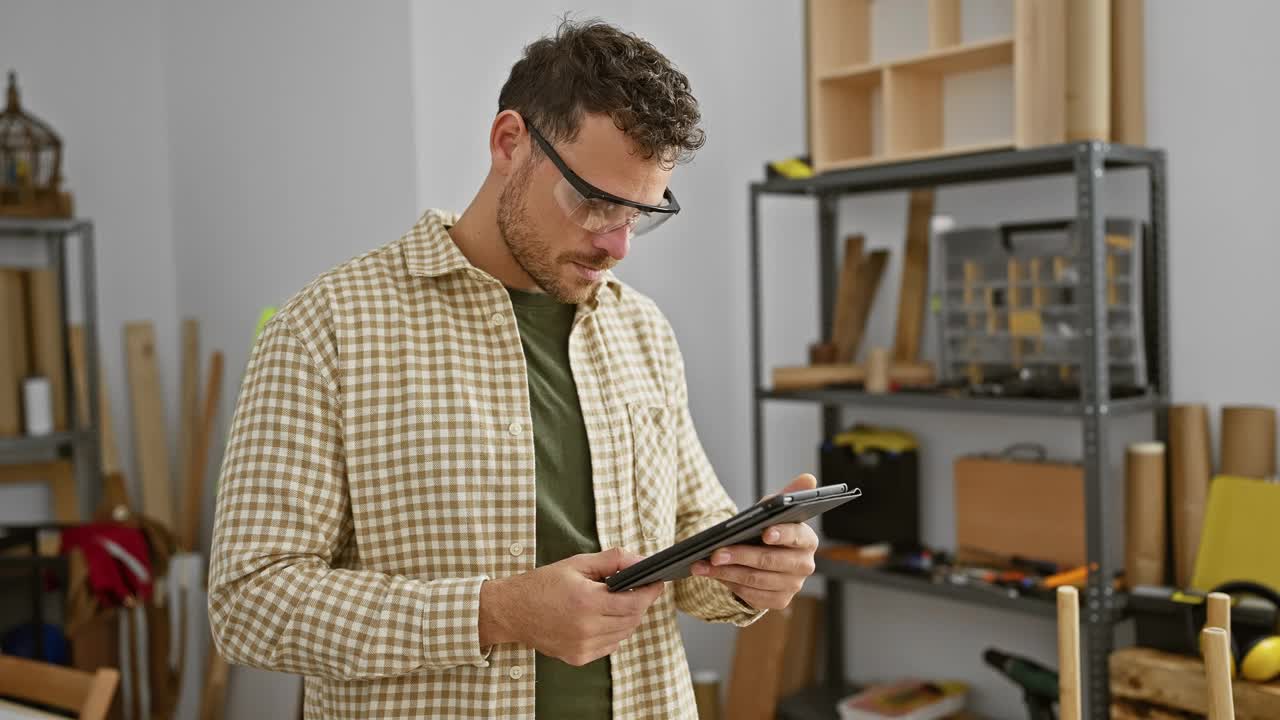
{"left": 507, "top": 287, "right": 611, "bottom": 719}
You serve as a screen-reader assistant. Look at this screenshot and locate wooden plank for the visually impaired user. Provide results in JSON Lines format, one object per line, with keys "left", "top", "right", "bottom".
{"left": 125, "top": 322, "right": 173, "bottom": 528}
{"left": 178, "top": 319, "right": 200, "bottom": 547}
{"left": 1058, "top": 588, "right": 1082, "bottom": 720}
{"left": 182, "top": 351, "right": 223, "bottom": 552}
{"left": 1014, "top": 0, "right": 1067, "bottom": 147}
{"left": 778, "top": 595, "right": 822, "bottom": 697}
{"left": 1111, "top": 0, "right": 1146, "bottom": 144}
{"left": 1066, "top": 0, "right": 1111, "bottom": 140}
{"left": 1111, "top": 647, "right": 1280, "bottom": 720}
{"left": 0, "top": 269, "right": 26, "bottom": 435}
{"left": 771, "top": 362, "right": 935, "bottom": 392}
{"left": 892, "top": 190, "right": 934, "bottom": 362}
{"left": 26, "top": 269, "right": 68, "bottom": 431}
{"left": 842, "top": 250, "right": 889, "bottom": 363}
{"left": 725, "top": 603, "right": 792, "bottom": 720}
{"left": 830, "top": 235, "right": 865, "bottom": 359}
{"left": 928, "top": 0, "right": 961, "bottom": 49}
{"left": 70, "top": 325, "right": 122, "bottom": 476}
{"left": 198, "top": 647, "right": 230, "bottom": 720}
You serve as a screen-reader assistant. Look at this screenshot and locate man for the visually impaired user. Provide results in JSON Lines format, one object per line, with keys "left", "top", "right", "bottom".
{"left": 209, "top": 18, "right": 818, "bottom": 719}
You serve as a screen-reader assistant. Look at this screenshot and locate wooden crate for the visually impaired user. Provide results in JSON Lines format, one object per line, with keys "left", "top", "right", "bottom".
{"left": 806, "top": 0, "right": 1140, "bottom": 172}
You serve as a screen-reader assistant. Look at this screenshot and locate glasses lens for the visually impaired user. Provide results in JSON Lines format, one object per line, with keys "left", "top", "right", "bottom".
{"left": 551, "top": 176, "right": 673, "bottom": 236}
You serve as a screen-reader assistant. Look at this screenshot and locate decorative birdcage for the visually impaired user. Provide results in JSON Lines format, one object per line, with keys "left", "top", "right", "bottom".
{"left": 1, "top": 71, "right": 73, "bottom": 218}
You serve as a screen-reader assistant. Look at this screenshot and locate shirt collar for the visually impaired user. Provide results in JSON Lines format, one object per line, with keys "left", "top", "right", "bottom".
{"left": 403, "top": 208, "right": 623, "bottom": 305}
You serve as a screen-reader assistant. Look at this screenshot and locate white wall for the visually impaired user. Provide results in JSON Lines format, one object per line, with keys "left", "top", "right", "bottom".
{"left": 0, "top": 0, "right": 182, "bottom": 522}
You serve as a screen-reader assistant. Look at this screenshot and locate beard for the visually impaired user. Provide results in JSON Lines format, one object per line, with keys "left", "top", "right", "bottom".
{"left": 496, "top": 160, "right": 613, "bottom": 304}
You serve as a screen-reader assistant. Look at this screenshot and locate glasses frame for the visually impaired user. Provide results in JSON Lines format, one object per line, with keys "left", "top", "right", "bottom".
{"left": 525, "top": 121, "right": 681, "bottom": 223}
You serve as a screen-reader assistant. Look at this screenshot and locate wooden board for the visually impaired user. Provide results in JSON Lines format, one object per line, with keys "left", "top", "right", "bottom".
{"left": 778, "top": 595, "right": 822, "bottom": 697}
{"left": 1014, "top": 0, "right": 1067, "bottom": 147}
{"left": 1066, "top": 0, "right": 1110, "bottom": 141}
{"left": 725, "top": 604, "right": 792, "bottom": 720}
{"left": 1111, "top": 647, "right": 1280, "bottom": 720}
{"left": 182, "top": 351, "right": 223, "bottom": 552}
{"left": 70, "top": 325, "right": 122, "bottom": 476}
{"left": 27, "top": 269, "right": 68, "bottom": 431}
{"left": 125, "top": 322, "right": 174, "bottom": 528}
{"left": 830, "top": 235, "right": 865, "bottom": 359}
{"left": 199, "top": 647, "right": 230, "bottom": 720}
{"left": 892, "top": 190, "right": 933, "bottom": 363}
{"left": 1111, "top": 0, "right": 1146, "bottom": 145}
{"left": 0, "top": 270, "right": 23, "bottom": 435}
{"left": 772, "top": 362, "right": 936, "bottom": 392}
{"left": 843, "top": 250, "right": 888, "bottom": 363}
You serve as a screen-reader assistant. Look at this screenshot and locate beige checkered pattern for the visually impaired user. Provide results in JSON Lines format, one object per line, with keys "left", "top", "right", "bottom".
{"left": 208, "top": 209, "right": 765, "bottom": 719}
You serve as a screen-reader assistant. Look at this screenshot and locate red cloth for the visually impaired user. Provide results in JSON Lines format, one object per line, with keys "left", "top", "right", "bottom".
{"left": 59, "top": 524, "right": 153, "bottom": 607}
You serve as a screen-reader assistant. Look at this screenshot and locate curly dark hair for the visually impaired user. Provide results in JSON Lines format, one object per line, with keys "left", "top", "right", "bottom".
{"left": 498, "top": 17, "right": 705, "bottom": 169}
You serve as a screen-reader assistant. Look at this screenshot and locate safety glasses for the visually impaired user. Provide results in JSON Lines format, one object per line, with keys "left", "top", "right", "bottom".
{"left": 527, "top": 122, "right": 680, "bottom": 237}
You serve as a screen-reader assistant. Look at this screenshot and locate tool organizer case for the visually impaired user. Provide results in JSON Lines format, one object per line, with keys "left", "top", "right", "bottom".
{"left": 936, "top": 218, "right": 1149, "bottom": 389}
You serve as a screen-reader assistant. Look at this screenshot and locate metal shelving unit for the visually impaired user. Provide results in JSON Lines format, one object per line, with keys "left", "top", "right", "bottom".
{"left": 748, "top": 142, "right": 1169, "bottom": 720}
{"left": 0, "top": 218, "right": 102, "bottom": 516}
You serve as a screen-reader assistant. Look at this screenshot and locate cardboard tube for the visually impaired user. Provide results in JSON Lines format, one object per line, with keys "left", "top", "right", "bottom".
{"left": 1125, "top": 442, "right": 1166, "bottom": 587}
{"left": 1170, "top": 404, "right": 1212, "bottom": 587}
{"left": 1220, "top": 405, "right": 1276, "bottom": 479}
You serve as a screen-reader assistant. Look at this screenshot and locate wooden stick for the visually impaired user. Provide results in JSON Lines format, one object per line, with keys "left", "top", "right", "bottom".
{"left": 182, "top": 351, "right": 224, "bottom": 552}
{"left": 892, "top": 190, "right": 933, "bottom": 363}
{"left": 69, "top": 325, "right": 123, "bottom": 476}
{"left": 0, "top": 269, "right": 25, "bottom": 435}
{"left": 1057, "top": 586, "right": 1082, "bottom": 720}
{"left": 830, "top": 235, "right": 865, "bottom": 361}
{"left": 1202, "top": 627, "right": 1236, "bottom": 720}
{"left": 1206, "top": 592, "right": 1232, "bottom": 635}
{"left": 125, "top": 322, "right": 174, "bottom": 528}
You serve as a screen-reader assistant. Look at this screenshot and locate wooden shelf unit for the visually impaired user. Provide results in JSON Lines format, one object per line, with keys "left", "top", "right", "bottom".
{"left": 807, "top": 0, "right": 1067, "bottom": 172}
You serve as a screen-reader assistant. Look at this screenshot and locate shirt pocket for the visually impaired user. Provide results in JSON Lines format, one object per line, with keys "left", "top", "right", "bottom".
{"left": 628, "top": 401, "right": 678, "bottom": 554}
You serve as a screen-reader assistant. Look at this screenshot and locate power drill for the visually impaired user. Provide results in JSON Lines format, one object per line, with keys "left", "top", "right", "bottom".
{"left": 983, "top": 648, "right": 1058, "bottom": 720}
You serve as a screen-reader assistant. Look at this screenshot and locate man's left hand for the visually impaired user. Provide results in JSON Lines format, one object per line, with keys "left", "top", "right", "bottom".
{"left": 690, "top": 473, "right": 819, "bottom": 610}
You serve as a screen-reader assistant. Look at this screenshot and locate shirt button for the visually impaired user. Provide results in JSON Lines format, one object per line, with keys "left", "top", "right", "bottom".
{"left": 490, "top": 312, "right": 507, "bottom": 326}
{"left": 508, "top": 421, "right": 524, "bottom": 436}
{"left": 509, "top": 665, "right": 524, "bottom": 680}
{"left": 509, "top": 542, "right": 524, "bottom": 556}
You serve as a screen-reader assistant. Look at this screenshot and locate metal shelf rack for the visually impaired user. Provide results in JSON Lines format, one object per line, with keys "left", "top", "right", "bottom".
{"left": 748, "top": 142, "right": 1169, "bottom": 719}
{"left": 0, "top": 218, "right": 103, "bottom": 516}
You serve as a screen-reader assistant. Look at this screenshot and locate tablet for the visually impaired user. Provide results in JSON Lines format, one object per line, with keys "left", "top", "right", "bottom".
{"left": 604, "top": 483, "right": 862, "bottom": 592}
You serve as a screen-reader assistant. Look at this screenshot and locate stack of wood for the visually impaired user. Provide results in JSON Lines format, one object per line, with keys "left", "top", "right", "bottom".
{"left": 771, "top": 190, "right": 936, "bottom": 393}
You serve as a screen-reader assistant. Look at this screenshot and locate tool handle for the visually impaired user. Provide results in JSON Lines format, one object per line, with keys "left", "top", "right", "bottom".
{"left": 1057, "top": 586, "right": 1082, "bottom": 720}
{"left": 1202, "top": 627, "right": 1236, "bottom": 720}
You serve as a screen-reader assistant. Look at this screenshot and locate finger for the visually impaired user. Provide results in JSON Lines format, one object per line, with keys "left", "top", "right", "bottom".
{"left": 763, "top": 473, "right": 817, "bottom": 501}
{"left": 759, "top": 521, "right": 819, "bottom": 549}
{"left": 602, "top": 580, "right": 666, "bottom": 616}
{"left": 718, "top": 580, "right": 791, "bottom": 611}
{"left": 697, "top": 564, "right": 802, "bottom": 593}
{"left": 704, "top": 546, "right": 815, "bottom": 575}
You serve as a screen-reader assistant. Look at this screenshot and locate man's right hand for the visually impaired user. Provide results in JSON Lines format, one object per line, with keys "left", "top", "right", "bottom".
{"left": 479, "top": 547, "right": 665, "bottom": 666}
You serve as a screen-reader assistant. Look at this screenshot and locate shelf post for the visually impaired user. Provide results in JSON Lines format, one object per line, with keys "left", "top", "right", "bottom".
{"left": 1075, "top": 141, "right": 1114, "bottom": 718}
